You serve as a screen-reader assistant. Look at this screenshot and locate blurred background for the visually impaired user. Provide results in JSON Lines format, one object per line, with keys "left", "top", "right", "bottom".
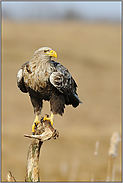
{"left": 1, "top": 1, "right": 121, "bottom": 182}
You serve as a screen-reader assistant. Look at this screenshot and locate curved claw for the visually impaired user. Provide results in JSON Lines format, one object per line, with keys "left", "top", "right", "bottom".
{"left": 43, "top": 113, "right": 54, "bottom": 126}
{"left": 32, "top": 115, "right": 40, "bottom": 134}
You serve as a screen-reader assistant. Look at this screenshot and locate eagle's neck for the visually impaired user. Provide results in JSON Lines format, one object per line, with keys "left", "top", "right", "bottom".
{"left": 31, "top": 56, "right": 50, "bottom": 68}
{"left": 32, "top": 56, "right": 51, "bottom": 83}
{"left": 38, "top": 57, "right": 51, "bottom": 71}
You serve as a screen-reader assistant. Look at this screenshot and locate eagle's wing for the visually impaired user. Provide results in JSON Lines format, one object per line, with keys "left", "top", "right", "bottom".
{"left": 50, "top": 62, "right": 82, "bottom": 107}
{"left": 17, "top": 61, "right": 29, "bottom": 93}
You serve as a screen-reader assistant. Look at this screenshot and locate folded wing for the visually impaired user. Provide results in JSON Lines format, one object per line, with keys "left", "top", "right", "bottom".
{"left": 50, "top": 63, "right": 82, "bottom": 107}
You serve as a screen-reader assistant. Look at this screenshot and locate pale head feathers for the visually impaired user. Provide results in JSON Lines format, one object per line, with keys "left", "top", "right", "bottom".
{"left": 33, "top": 47, "right": 53, "bottom": 60}
{"left": 34, "top": 47, "right": 52, "bottom": 54}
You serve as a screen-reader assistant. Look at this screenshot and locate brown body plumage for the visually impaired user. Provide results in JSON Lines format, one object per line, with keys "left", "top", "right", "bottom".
{"left": 17, "top": 47, "right": 82, "bottom": 120}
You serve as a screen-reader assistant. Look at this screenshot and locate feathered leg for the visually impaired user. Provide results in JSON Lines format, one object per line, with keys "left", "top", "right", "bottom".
{"left": 43, "top": 94, "right": 65, "bottom": 126}
{"left": 29, "top": 92, "right": 43, "bottom": 134}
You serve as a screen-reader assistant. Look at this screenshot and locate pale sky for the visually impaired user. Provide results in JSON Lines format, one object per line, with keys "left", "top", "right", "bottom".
{"left": 2, "top": 1, "right": 121, "bottom": 22}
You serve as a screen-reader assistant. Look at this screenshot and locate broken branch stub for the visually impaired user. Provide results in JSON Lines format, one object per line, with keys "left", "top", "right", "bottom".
{"left": 6, "top": 171, "right": 16, "bottom": 182}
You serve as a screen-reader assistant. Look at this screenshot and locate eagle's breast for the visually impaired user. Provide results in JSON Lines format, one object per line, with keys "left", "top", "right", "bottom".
{"left": 23, "top": 60, "right": 54, "bottom": 92}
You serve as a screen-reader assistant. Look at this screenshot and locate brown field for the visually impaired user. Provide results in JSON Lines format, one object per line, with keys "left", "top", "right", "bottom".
{"left": 1, "top": 20, "right": 121, "bottom": 182}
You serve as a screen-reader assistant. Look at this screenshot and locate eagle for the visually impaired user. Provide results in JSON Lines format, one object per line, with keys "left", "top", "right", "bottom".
{"left": 17, "top": 47, "right": 82, "bottom": 134}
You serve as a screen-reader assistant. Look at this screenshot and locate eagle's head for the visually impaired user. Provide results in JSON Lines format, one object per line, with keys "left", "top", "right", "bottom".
{"left": 33, "top": 47, "right": 57, "bottom": 60}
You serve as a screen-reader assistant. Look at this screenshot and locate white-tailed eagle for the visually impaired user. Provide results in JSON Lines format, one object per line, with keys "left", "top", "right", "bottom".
{"left": 17, "top": 47, "right": 82, "bottom": 134}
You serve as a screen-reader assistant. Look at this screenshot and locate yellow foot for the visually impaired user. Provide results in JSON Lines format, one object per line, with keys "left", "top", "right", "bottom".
{"left": 43, "top": 113, "right": 54, "bottom": 126}
{"left": 32, "top": 115, "right": 40, "bottom": 135}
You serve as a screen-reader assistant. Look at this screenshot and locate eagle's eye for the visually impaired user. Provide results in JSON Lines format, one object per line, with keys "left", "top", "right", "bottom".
{"left": 44, "top": 50, "right": 47, "bottom": 53}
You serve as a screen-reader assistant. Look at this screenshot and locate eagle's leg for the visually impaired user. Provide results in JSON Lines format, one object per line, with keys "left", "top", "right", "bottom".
{"left": 43, "top": 112, "right": 54, "bottom": 126}
{"left": 32, "top": 114, "right": 40, "bottom": 135}
{"left": 29, "top": 95, "right": 43, "bottom": 134}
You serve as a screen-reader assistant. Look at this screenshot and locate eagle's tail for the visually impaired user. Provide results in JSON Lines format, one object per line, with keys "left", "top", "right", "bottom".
{"left": 74, "top": 93, "right": 82, "bottom": 104}
{"left": 72, "top": 93, "right": 82, "bottom": 107}
{"left": 66, "top": 92, "right": 82, "bottom": 108}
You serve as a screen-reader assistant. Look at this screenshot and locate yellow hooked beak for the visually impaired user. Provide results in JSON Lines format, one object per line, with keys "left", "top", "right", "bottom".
{"left": 45, "top": 49, "right": 57, "bottom": 58}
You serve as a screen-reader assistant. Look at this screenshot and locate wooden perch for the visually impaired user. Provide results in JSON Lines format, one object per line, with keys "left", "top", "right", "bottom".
{"left": 24, "top": 115, "right": 59, "bottom": 182}
{"left": 6, "top": 171, "right": 16, "bottom": 182}
{"left": 6, "top": 114, "right": 59, "bottom": 182}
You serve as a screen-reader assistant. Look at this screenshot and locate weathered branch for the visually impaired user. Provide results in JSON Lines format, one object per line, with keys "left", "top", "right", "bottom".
{"left": 24, "top": 115, "right": 59, "bottom": 182}
{"left": 6, "top": 115, "right": 59, "bottom": 182}
{"left": 6, "top": 171, "right": 16, "bottom": 182}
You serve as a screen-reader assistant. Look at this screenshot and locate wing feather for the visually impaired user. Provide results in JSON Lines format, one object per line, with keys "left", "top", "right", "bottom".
{"left": 17, "top": 68, "right": 27, "bottom": 93}
{"left": 50, "top": 62, "right": 82, "bottom": 106}
{"left": 17, "top": 61, "right": 30, "bottom": 93}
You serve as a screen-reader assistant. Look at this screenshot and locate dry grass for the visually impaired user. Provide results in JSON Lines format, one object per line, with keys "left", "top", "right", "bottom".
{"left": 1, "top": 20, "right": 121, "bottom": 181}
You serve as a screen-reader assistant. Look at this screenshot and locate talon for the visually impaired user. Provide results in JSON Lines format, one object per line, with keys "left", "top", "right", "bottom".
{"left": 32, "top": 123, "right": 36, "bottom": 134}
{"left": 41, "top": 117, "right": 44, "bottom": 122}
{"left": 43, "top": 113, "right": 54, "bottom": 126}
{"left": 32, "top": 115, "right": 40, "bottom": 134}
{"left": 50, "top": 119, "right": 53, "bottom": 126}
